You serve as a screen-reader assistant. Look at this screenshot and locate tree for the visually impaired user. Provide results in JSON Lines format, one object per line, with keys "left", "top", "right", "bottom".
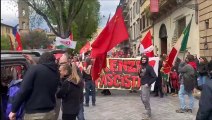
{"left": 22, "top": 0, "right": 84, "bottom": 38}
{"left": 21, "top": 30, "right": 52, "bottom": 49}
{"left": 71, "top": 0, "right": 100, "bottom": 52}
{"left": 1, "top": 36, "right": 12, "bottom": 50}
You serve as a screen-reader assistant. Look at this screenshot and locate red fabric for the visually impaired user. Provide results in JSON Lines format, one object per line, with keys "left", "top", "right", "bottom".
{"left": 91, "top": 7, "right": 129, "bottom": 58}
{"left": 69, "top": 33, "right": 73, "bottom": 41}
{"left": 140, "top": 31, "right": 152, "bottom": 49}
{"left": 80, "top": 42, "right": 91, "bottom": 54}
{"left": 145, "top": 51, "right": 154, "bottom": 58}
{"left": 140, "top": 31, "right": 154, "bottom": 57}
{"left": 91, "top": 7, "right": 129, "bottom": 80}
{"left": 54, "top": 53, "right": 63, "bottom": 60}
{"left": 188, "top": 62, "right": 197, "bottom": 70}
{"left": 150, "top": 0, "right": 159, "bottom": 12}
{"left": 92, "top": 54, "right": 106, "bottom": 80}
{"left": 170, "top": 71, "right": 179, "bottom": 90}
{"left": 16, "top": 32, "right": 23, "bottom": 51}
{"left": 163, "top": 47, "right": 178, "bottom": 74}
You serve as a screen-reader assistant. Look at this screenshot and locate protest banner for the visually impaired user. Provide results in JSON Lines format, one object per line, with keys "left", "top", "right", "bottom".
{"left": 95, "top": 57, "right": 159, "bottom": 91}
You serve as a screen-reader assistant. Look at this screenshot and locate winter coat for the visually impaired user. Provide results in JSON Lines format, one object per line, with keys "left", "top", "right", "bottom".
{"left": 178, "top": 62, "right": 195, "bottom": 93}
{"left": 56, "top": 79, "right": 81, "bottom": 115}
{"left": 12, "top": 62, "right": 60, "bottom": 114}
{"left": 196, "top": 79, "right": 212, "bottom": 120}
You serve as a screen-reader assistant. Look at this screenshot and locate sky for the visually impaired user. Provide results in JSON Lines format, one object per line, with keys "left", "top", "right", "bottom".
{"left": 1, "top": 0, "right": 119, "bottom": 29}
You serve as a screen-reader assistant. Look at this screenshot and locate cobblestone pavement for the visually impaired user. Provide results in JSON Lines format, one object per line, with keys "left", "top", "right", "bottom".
{"left": 59, "top": 90, "right": 199, "bottom": 120}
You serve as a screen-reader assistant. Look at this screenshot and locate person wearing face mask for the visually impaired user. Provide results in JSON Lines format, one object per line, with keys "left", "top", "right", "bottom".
{"left": 138, "top": 55, "right": 157, "bottom": 120}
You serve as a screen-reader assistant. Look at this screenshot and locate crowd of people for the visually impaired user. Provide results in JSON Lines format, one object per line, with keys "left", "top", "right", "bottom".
{"left": 1, "top": 50, "right": 212, "bottom": 120}
{"left": 153, "top": 53, "right": 212, "bottom": 120}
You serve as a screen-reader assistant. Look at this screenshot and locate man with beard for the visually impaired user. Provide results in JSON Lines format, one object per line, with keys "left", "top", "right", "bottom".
{"left": 138, "top": 55, "right": 157, "bottom": 120}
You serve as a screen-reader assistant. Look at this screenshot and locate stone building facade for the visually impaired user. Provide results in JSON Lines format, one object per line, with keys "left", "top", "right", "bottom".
{"left": 18, "top": 0, "right": 29, "bottom": 33}
{"left": 198, "top": 0, "right": 212, "bottom": 60}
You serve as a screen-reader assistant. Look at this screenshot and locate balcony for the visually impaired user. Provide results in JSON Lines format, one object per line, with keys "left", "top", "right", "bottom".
{"left": 148, "top": 0, "right": 191, "bottom": 21}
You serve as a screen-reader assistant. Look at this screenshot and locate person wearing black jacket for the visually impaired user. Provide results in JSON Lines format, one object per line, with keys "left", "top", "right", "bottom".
{"left": 196, "top": 60, "right": 212, "bottom": 120}
{"left": 196, "top": 78, "right": 212, "bottom": 120}
{"left": 138, "top": 55, "right": 157, "bottom": 120}
{"left": 197, "top": 57, "right": 209, "bottom": 90}
{"left": 57, "top": 63, "right": 82, "bottom": 120}
{"left": 9, "top": 52, "right": 60, "bottom": 120}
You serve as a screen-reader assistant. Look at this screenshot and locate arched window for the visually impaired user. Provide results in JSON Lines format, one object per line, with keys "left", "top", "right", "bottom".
{"left": 22, "top": 9, "right": 26, "bottom": 16}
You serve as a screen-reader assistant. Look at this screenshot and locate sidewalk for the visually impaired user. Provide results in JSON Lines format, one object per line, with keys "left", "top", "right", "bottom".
{"left": 58, "top": 90, "right": 199, "bottom": 120}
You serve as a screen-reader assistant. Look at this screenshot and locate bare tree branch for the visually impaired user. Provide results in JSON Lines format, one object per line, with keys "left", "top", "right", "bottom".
{"left": 23, "top": 0, "right": 60, "bottom": 37}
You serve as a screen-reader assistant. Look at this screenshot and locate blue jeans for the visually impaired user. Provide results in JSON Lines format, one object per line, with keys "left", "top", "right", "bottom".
{"left": 178, "top": 85, "right": 194, "bottom": 110}
{"left": 77, "top": 103, "right": 85, "bottom": 120}
{"left": 85, "top": 80, "right": 96, "bottom": 104}
{"left": 197, "top": 76, "right": 208, "bottom": 86}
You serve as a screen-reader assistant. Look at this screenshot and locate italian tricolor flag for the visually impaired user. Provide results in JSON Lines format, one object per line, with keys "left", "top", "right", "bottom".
{"left": 163, "top": 16, "right": 192, "bottom": 74}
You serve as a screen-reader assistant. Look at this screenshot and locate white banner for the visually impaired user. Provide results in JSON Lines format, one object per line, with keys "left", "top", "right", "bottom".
{"left": 55, "top": 37, "right": 77, "bottom": 49}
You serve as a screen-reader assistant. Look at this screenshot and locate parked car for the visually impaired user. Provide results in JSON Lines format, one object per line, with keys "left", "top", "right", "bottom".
{"left": 0, "top": 49, "right": 65, "bottom": 119}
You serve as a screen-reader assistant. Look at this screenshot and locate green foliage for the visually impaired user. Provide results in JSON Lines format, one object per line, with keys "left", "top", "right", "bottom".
{"left": 71, "top": 0, "right": 100, "bottom": 52}
{"left": 21, "top": 31, "right": 52, "bottom": 49}
{"left": 1, "top": 35, "right": 11, "bottom": 50}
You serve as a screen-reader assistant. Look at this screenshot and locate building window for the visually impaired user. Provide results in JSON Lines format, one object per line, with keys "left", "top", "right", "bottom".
{"left": 130, "top": 8, "right": 132, "bottom": 22}
{"left": 147, "top": 17, "right": 149, "bottom": 27}
{"left": 136, "top": 0, "right": 140, "bottom": 14}
{"left": 137, "top": 18, "right": 140, "bottom": 34}
{"left": 143, "top": 15, "right": 145, "bottom": 30}
{"left": 22, "top": 22, "right": 26, "bottom": 29}
{"left": 140, "top": 16, "right": 143, "bottom": 31}
{"left": 22, "top": 9, "right": 26, "bottom": 17}
{"left": 205, "top": 19, "right": 209, "bottom": 29}
{"left": 177, "top": 17, "right": 186, "bottom": 38}
{"left": 130, "top": 26, "right": 132, "bottom": 39}
{"left": 133, "top": 23, "right": 136, "bottom": 40}
{"left": 133, "top": 3, "right": 135, "bottom": 19}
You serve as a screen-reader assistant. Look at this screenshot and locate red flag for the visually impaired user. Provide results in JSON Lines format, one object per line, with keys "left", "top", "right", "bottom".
{"left": 80, "top": 42, "right": 91, "bottom": 54}
{"left": 150, "top": 0, "right": 159, "bottom": 13}
{"left": 140, "top": 31, "right": 154, "bottom": 57}
{"left": 15, "top": 31, "right": 23, "bottom": 51}
{"left": 69, "top": 33, "right": 73, "bottom": 41}
{"left": 91, "top": 7, "right": 129, "bottom": 80}
{"left": 92, "top": 54, "right": 107, "bottom": 81}
{"left": 91, "top": 7, "right": 129, "bottom": 58}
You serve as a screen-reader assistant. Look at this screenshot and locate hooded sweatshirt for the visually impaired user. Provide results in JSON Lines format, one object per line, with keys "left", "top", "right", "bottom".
{"left": 139, "top": 56, "right": 157, "bottom": 86}
{"left": 12, "top": 62, "right": 60, "bottom": 113}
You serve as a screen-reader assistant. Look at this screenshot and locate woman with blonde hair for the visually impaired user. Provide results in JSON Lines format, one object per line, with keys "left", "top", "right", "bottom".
{"left": 57, "top": 63, "right": 82, "bottom": 120}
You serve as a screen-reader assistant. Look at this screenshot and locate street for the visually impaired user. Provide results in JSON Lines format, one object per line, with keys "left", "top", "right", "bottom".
{"left": 58, "top": 90, "right": 199, "bottom": 120}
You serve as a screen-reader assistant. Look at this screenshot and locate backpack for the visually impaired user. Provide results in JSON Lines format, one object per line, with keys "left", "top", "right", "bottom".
{"left": 6, "top": 79, "right": 24, "bottom": 120}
